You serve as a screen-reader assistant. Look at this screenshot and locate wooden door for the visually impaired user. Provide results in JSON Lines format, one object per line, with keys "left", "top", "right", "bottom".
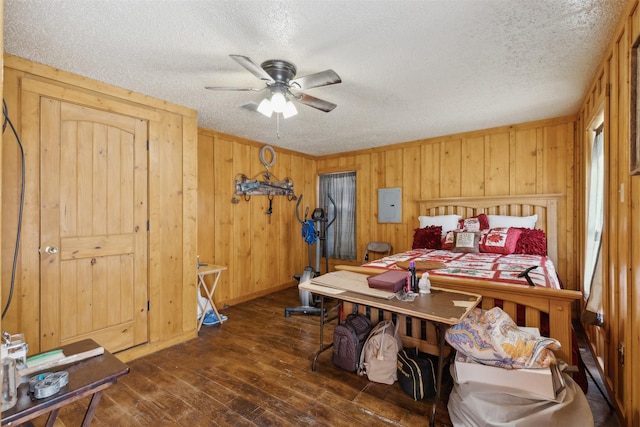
{"left": 40, "top": 99, "right": 148, "bottom": 353}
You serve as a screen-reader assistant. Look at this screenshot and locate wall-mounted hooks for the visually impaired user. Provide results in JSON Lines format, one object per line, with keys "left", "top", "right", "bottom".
{"left": 232, "top": 145, "right": 297, "bottom": 202}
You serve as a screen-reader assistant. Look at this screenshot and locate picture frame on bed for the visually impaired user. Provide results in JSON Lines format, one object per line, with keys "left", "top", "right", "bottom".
{"left": 629, "top": 33, "right": 640, "bottom": 175}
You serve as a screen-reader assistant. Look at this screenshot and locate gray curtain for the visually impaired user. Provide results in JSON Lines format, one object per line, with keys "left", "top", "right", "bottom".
{"left": 319, "top": 172, "right": 356, "bottom": 261}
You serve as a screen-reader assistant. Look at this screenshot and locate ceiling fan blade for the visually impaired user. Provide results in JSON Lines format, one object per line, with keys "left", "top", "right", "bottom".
{"left": 230, "top": 55, "right": 275, "bottom": 83}
{"left": 294, "top": 93, "right": 337, "bottom": 112}
{"left": 290, "top": 70, "right": 341, "bottom": 90}
{"left": 205, "top": 86, "right": 264, "bottom": 91}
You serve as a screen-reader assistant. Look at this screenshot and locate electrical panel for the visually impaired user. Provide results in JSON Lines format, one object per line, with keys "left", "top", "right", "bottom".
{"left": 378, "top": 187, "right": 402, "bottom": 223}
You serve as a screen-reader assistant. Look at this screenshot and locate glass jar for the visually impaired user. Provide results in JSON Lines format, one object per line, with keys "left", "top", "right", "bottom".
{"left": 1, "top": 357, "right": 18, "bottom": 411}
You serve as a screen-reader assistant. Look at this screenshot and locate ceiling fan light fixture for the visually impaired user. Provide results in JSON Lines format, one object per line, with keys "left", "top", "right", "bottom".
{"left": 282, "top": 100, "right": 298, "bottom": 119}
{"left": 207, "top": 55, "right": 342, "bottom": 121}
{"left": 257, "top": 98, "right": 273, "bottom": 117}
{"left": 270, "top": 91, "right": 287, "bottom": 113}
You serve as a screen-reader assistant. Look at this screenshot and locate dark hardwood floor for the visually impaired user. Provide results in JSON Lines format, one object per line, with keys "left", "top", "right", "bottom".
{"left": 574, "top": 321, "right": 621, "bottom": 427}
{"left": 32, "top": 286, "right": 619, "bottom": 426}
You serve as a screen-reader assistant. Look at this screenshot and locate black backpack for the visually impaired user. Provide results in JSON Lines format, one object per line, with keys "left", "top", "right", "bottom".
{"left": 333, "top": 313, "right": 373, "bottom": 372}
{"left": 397, "top": 347, "right": 437, "bottom": 400}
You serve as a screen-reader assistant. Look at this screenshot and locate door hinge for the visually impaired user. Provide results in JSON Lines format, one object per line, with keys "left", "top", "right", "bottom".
{"left": 618, "top": 342, "right": 624, "bottom": 366}
{"left": 146, "top": 139, "right": 149, "bottom": 151}
{"left": 147, "top": 301, "right": 150, "bottom": 312}
{"left": 147, "top": 220, "right": 150, "bottom": 231}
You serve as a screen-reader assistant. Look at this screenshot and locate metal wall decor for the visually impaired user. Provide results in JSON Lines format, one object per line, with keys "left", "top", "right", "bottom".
{"left": 231, "top": 145, "right": 296, "bottom": 203}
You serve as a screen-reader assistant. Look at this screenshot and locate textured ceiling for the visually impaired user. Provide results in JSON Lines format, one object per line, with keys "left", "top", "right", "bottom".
{"left": 4, "top": 0, "right": 627, "bottom": 156}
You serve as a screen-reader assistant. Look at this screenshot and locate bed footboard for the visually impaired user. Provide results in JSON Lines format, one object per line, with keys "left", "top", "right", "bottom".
{"left": 335, "top": 265, "right": 581, "bottom": 362}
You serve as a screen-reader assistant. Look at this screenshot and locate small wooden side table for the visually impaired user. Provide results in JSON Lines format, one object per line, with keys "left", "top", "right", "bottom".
{"left": 1, "top": 339, "right": 129, "bottom": 426}
{"left": 197, "top": 263, "right": 227, "bottom": 331}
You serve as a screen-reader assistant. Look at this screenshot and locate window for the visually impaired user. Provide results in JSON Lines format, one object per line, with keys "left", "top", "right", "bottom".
{"left": 582, "top": 124, "right": 604, "bottom": 325}
{"left": 318, "top": 172, "right": 356, "bottom": 261}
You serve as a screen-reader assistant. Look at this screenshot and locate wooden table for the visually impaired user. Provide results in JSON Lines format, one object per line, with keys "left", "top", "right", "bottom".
{"left": 300, "top": 271, "right": 481, "bottom": 427}
{"left": 2, "top": 339, "right": 129, "bottom": 427}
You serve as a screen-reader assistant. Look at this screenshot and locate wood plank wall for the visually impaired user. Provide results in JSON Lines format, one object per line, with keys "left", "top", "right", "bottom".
{"left": 315, "top": 117, "right": 577, "bottom": 291}
{"left": 197, "top": 128, "right": 317, "bottom": 307}
{"left": 0, "top": 2, "right": 4, "bottom": 337}
{"left": 575, "top": 0, "right": 640, "bottom": 425}
{"left": 198, "top": 115, "right": 577, "bottom": 315}
{"left": 1, "top": 55, "right": 198, "bottom": 362}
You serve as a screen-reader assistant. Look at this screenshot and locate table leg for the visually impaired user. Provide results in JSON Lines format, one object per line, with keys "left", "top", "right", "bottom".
{"left": 197, "top": 274, "right": 207, "bottom": 331}
{"left": 311, "top": 297, "right": 340, "bottom": 371}
{"left": 207, "top": 271, "right": 224, "bottom": 324}
{"left": 43, "top": 408, "right": 59, "bottom": 427}
{"left": 81, "top": 390, "right": 104, "bottom": 427}
{"left": 430, "top": 323, "right": 447, "bottom": 427}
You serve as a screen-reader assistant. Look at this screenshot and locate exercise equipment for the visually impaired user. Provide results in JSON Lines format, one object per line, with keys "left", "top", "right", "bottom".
{"left": 285, "top": 194, "right": 335, "bottom": 317}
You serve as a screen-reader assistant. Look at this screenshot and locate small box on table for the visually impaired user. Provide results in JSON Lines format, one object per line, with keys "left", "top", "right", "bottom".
{"left": 366, "top": 270, "right": 406, "bottom": 293}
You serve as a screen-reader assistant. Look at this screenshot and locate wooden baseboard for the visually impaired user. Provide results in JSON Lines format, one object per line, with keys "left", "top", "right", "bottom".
{"left": 115, "top": 331, "right": 197, "bottom": 363}
{"left": 219, "top": 281, "right": 298, "bottom": 307}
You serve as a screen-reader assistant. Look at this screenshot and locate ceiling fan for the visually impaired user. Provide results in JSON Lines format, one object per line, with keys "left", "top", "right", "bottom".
{"left": 205, "top": 55, "right": 341, "bottom": 119}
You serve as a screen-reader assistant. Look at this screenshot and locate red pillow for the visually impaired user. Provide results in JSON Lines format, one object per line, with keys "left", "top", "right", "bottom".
{"left": 514, "top": 228, "right": 548, "bottom": 256}
{"left": 441, "top": 229, "right": 456, "bottom": 250}
{"left": 412, "top": 226, "right": 442, "bottom": 249}
{"left": 479, "top": 227, "right": 523, "bottom": 254}
{"left": 458, "top": 213, "right": 490, "bottom": 231}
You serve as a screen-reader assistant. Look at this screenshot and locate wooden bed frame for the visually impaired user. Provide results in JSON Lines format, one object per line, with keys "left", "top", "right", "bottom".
{"left": 336, "top": 194, "right": 581, "bottom": 363}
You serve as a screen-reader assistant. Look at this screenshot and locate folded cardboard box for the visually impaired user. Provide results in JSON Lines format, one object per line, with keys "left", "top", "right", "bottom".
{"left": 452, "top": 327, "right": 565, "bottom": 400}
{"left": 454, "top": 354, "right": 564, "bottom": 400}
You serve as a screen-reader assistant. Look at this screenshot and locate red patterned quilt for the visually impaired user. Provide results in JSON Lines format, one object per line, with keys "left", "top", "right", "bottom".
{"left": 362, "top": 249, "right": 561, "bottom": 290}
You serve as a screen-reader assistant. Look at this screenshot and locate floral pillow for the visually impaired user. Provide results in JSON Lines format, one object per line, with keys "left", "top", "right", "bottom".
{"left": 514, "top": 228, "right": 548, "bottom": 256}
{"left": 412, "top": 226, "right": 443, "bottom": 249}
{"left": 441, "top": 229, "right": 456, "bottom": 250}
{"left": 479, "top": 227, "right": 523, "bottom": 254}
{"left": 457, "top": 213, "right": 490, "bottom": 232}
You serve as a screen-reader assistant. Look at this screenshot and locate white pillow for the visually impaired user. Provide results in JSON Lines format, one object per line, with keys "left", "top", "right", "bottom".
{"left": 486, "top": 214, "right": 538, "bottom": 229}
{"left": 418, "top": 214, "right": 461, "bottom": 236}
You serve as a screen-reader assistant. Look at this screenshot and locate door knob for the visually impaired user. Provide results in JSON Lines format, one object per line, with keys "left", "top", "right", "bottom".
{"left": 44, "top": 246, "right": 59, "bottom": 255}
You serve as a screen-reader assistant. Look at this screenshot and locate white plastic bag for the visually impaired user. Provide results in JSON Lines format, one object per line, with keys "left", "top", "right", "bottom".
{"left": 197, "top": 293, "right": 212, "bottom": 318}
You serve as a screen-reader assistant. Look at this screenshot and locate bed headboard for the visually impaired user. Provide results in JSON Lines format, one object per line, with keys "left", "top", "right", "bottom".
{"left": 416, "top": 194, "right": 562, "bottom": 266}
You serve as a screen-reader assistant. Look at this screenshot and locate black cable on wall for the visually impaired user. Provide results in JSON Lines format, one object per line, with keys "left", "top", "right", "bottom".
{"left": 2, "top": 99, "right": 26, "bottom": 320}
